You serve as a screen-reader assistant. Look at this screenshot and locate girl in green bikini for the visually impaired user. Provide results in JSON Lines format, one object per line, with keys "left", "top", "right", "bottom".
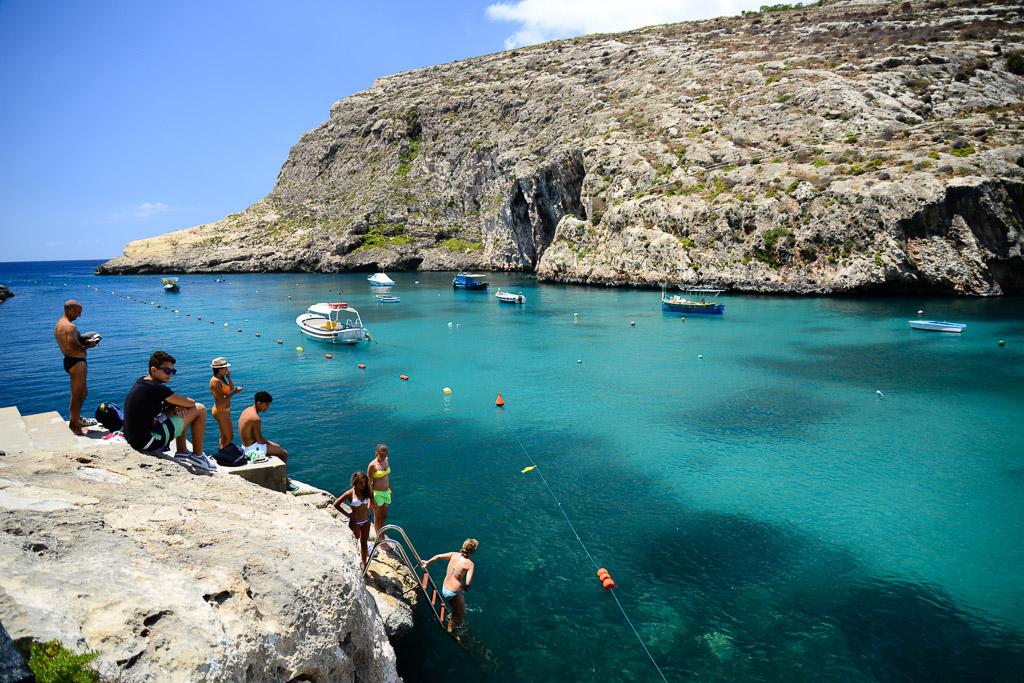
{"left": 368, "top": 443, "right": 391, "bottom": 539}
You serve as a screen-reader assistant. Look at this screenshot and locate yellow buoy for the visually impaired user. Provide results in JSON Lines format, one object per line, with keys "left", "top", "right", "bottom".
{"left": 297, "top": 347, "right": 304, "bottom": 352}
{"left": 521, "top": 466, "right": 536, "bottom": 473}
{"left": 443, "top": 387, "right": 452, "bottom": 394}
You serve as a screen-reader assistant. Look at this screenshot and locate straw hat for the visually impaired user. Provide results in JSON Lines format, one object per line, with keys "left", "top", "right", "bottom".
{"left": 211, "top": 357, "right": 231, "bottom": 369}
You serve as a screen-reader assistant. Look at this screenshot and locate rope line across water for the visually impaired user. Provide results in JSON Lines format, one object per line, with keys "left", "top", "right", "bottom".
{"left": 512, "top": 430, "right": 669, "bottom": 683}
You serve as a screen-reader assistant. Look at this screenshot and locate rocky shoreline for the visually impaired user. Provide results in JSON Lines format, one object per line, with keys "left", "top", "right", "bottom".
{"left": 0, "top": 441, "right": 410, "bottom": 682}
{"left": 97, "top": 0, "right": 1024, "bottom": 295}
{"left": 0, "top": 284, "right": 13, "bottom": 302}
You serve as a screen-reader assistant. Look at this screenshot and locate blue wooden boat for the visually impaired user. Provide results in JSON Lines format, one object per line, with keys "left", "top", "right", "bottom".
{"left": 452, "top": 271, "right": 488, "bottom": 291}
{"left": 376, "top": 295, "right": 401, "bottom": 303}
{"left": 661, "top": 287, "right": 725, "bottom": 315}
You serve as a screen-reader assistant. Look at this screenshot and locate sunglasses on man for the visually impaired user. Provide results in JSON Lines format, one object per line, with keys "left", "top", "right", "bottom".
{"left": 157, "top": 366, "right": 177, "bottom": 376}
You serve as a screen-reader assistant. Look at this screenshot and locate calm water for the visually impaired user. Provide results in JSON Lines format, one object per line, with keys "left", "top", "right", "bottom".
{"left": 2, "top": 260, "right": 1023, "bottom": 682}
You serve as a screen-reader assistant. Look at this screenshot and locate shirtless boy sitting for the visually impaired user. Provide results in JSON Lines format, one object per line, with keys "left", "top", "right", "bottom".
{"left": 238, "top": 391, "right": 296, "bottom": 491}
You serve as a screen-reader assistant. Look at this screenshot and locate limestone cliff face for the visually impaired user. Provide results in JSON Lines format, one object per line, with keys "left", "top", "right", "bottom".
{"left": 0, "top": 446, "right": 399, "bottom": 683}
{"left": 97, "top": 0, "right": 1024, "bottom": 295}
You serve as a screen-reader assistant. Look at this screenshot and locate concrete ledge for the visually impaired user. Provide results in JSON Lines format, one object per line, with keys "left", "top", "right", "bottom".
{"left": 220, "top": 456, "right": 287, "bottom": 492}
{"left": 0, "top": 407, "right": 32, "bottom": 455}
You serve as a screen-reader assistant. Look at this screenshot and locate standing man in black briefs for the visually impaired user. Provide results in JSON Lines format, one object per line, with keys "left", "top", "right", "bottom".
{"left": 54, "top": 299, "right": 98, "bottom": 434}
{"left": 122, "top": 350, "right": 216, "bottom": 471}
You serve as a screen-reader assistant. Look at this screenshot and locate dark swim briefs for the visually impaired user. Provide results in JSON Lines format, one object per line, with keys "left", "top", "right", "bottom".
{"left": 63, "top": 356, "right": 86, "bottom": 373}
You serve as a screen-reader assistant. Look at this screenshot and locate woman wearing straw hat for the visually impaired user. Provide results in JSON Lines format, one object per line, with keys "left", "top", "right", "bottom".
{"left": 209, "top": 357, "right": 244, "bottom": 450}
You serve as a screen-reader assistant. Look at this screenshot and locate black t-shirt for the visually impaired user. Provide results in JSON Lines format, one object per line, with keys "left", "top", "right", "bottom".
{"left": 123, "top": 377, "right": 173, "bottom": 449}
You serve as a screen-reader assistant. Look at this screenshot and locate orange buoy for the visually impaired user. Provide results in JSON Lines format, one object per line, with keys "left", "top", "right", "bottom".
{"left": 358, "top": 364, "right": 366, "bottom": 369}
{"left": 255, "top": 333, "right": 260, "bottom": 337}
{"left": 597, "top": 568, "right": 615, "bottom": 590}
{"left": 603, "top": 577, "right": 616, "bottom": 590}
{"left": 277, "top": 340, "right": 283, "bottom": 344}
{"left": 400, "top": 375, "right": 409, "bottom": 380}
{"left": 186, "top": 313, "right": 190, "bottom": 316}
{"left": 197, "top": 316, "right": 201, "bottom": 320}
{"left": 326, "top": 354, "right": 333, "bottom": 359}
{"left": 495, "top": 393, "right": 505, "bottom": 407}
{"left": 237, "top": 328, "right": 242, "bottom": 332}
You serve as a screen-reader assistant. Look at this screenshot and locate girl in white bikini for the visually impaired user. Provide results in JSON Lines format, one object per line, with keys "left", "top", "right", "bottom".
{"left": 334, "top": 471, "right": 373, "bottom": 566}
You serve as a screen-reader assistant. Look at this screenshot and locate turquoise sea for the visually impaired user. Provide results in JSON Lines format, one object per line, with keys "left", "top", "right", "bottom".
{"left": 1, "top": 260, "right": 1023, "bottom": 682}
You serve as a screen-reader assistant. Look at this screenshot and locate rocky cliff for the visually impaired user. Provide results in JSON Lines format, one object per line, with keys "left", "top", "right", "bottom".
{"left": 0, "top": 445, "right": 400, "bottom": 682}
{"left": 97, "top": 0, "right": 1024, "bottom": 295}
{"left": 0, "top": 285, "right": 12, "bottom": 302}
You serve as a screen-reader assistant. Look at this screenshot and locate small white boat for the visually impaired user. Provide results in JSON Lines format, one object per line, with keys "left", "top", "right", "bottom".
{"left": 296, "top": 303, "right": 371, "bottom": 344}
{"left": 909, "top": 320, "right": 966, "bottom": 333}
{"left": 376, "top": 295, "right": 400, "bottom": 303}
{"left": 367, "top": 273, "right": 395, "bottom": 287}
{"left": 495, "top": 289, "right": 525, "bottom": 304}
{"left": 162, "top": 277, "right": 180, "bottom": 291}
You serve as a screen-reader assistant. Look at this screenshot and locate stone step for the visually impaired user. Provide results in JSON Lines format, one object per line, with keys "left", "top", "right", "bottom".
{"left": 220, "top": 456, "right": 288, "bottom": 493}
{"left": 22, "top": 412, "right": 81, "bottom": 451}
{"left": 0, "top": 406, "right": 33, "bottom": 454}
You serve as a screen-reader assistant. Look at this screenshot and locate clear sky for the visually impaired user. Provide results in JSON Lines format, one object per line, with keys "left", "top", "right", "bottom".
{"left": 0, "top": 0, "right": 764, "bottom": 262}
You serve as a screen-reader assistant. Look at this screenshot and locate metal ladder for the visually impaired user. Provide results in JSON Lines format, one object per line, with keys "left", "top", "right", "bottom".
{"left": 362, "top": 524, "right": 452, "bottom": 627}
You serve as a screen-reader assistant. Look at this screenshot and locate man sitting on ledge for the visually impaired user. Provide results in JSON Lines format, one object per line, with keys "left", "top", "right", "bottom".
{"left": 123, "top": 351, "right": 216, "bottom": 471}
{"left": 239, "top": 391, "right": 296, "bottom": 491}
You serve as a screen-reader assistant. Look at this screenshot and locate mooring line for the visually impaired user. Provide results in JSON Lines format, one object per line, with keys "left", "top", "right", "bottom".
{"left": 511, "top": 430, "right": 669, "bottom": 683}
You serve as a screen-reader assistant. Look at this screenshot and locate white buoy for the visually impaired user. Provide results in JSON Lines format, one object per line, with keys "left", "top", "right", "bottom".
{"left": 577, "top": 359, "right": 582, "bottom": 363}
{"left": 876, "top": 390, "right": 884, "bottom": 397}
{"left": 698, "top": 354, "right": 703, "bottom": 359}
{"left": 918, "top": 310, "right": 923, "bottom": 315}
{"left": 448, "top": 322, "right": 453, "bottom": 327}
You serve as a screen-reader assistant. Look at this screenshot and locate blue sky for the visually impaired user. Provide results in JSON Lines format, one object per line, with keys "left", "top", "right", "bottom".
{"left": 0, "top": 0, "right": 762, "bottom": 262}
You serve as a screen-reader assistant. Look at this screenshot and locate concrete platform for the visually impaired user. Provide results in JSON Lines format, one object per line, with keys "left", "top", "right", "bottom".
{"left": 219, "top": 456, "right": 288, "bottom": 493}
{"left": 0, "top": 406, "right": 32, "bottom": 455}
{"left": 23, "top": 411, "right": 80, "bottom": 451}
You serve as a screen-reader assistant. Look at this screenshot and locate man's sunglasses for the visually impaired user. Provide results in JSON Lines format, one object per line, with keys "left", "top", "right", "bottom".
{"left": 158, "top": 367, "right": 177, "bottom": 376}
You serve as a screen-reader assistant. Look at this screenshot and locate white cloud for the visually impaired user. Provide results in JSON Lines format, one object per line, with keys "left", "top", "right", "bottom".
{"left": 112, "top": 202, "right": 170, "bottom": 219}
{"left": 486, "top": 0, "right": 759, "bottom": 48}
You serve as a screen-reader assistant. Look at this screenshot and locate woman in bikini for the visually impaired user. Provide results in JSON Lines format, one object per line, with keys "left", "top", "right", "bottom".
{"left": 333, "top": 471, "right": 373, "bottom": 566}
{"left": 367, "top": 444, "right": 391, "bottom": 539}
{"left": 422, "top": 539, "right": 478, "bottom": 631}
{"left": 209, "top": 357, "right": 244, "bottom": 450}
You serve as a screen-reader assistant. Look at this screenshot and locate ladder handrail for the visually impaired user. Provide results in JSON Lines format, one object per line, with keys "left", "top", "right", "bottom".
{"left": 362, "top": 524, "right": 451, "bottom": 628}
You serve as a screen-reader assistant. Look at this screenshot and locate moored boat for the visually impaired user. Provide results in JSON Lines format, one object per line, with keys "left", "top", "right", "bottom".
{"left": 162, "top": 277, "right": 180, "bottom": 291}
{"left": 376, "top": 295, "right": 401, "bottom": 303}
{"left": 367, "top": 273, "right": 395, "bottom": 287}
{"left": 909, "top": 320, "right": 966, "bottom": 333}
{"left": 495, "top": 289, "right": 525, "bottom": 304}
{"left": 661, "top": 287, "right": 724, "bottom": 314}
{"left": 452, "top": 271, "right": 489, "bottom": 291}
{"left": 296, "top": 303, "right": 371, "bottom": 344}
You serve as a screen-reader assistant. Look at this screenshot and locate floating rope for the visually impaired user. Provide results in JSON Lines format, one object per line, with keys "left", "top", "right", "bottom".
{"left": 511, "top": 430, "right": 669, "bottom": 683}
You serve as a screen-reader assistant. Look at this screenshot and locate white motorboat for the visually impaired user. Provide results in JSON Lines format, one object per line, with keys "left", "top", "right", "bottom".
{"left": 909, "top": 320, "right": 966, "bottom": 333}
{"left": 296, "top": 303, "right": 371, "bottom": 344}
{"left": 495, "top": 289, "right": 526, "bottom": 304}
{"left": 367, "top": 273, "right": 395, "bottom": 287}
